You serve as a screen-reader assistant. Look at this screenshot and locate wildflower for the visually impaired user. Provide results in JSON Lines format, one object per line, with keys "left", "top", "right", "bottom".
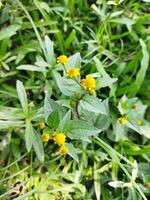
{"left": 81, "top": 76, "right": 96, "bottom": 92}
{"left": 136, "top": 119, "right": 143, "bottom": 126}
{"left": 53, "top": 133, "right": 66, "bottom": 145}
{"left": 118, "top": 116, "right": 127, "bottom": 125}
{"left": 57, "top": 55, "right": 68, "bottom": 64}
{"left": 41, "top": 133, "right": 50, "bottom": 142}
{"left": 58, "top": 145, "right": 68, "bottom": 155}
{"left": 67, "top": 67, "right": 80, "bottom": 78}
{"left": 38, "top": 122, "right": 45, "bottom": 129}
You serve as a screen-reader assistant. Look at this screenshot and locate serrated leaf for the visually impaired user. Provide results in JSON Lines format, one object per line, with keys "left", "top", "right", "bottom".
{"left": 67, "top": 120, "right": 101, "bottom": 141}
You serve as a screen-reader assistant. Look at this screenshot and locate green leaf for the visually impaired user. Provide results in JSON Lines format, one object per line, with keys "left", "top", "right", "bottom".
{"left": 95, "top": 99, "right": 110, "bottom": 131}
{"left": 140, "top": 124, "right": 150, "bottom": 139}
{"left": 11, "top": 138, "right": 21, "bottom": 159}
{"left": 45, "top": 35, "right": 55, "bottom": 66}
{"left": 47, "top": 107, "right": 66, "bottom": 129}
{"left": 25, "top": 119, "right": 34, "bottom": 152}
{"left": 65, "top": 29, "right": 76, "bottom": 49}
{"left": 16, "top": 80, "right": 28, "bottom": 114}
{"left": 33, "top": 130, "right": 44, "bottom": 163}
{"left": 0, "top": 25, "right": 21, "bottom": 40}
{"left": 66, "top": 143, "right": 79, "bottom": 163}
{"left": 57, "top": 110, "right": 71, "bottom": 132}
{"left": 80, "top": 95, "right": 107, "bottom": 115}
{"left": 44, "top": 96, "right": 59, "bottom": 120}
{"left": 54, "top": 71, "right": 82, "bottom": 96}
{"left": 67, "top": 120, "right": 101, "bottom": 141}
{"left": 126, "top": 121, "right": 141, "bottom": 134}
{"left": 114, "top": 121, "right": 126, "bottom": 141}
{"left": 17, "top": 64, "right": 46, "bottom": 72}
{"left": 0, "top": 106, "right": 24, "bottom": 120}
{"left": 66, "top": 53, "right": 81, "bottom": 69}
{"left": 117, "top": 40, "right": 149, "bottom": 97}
{"left": 129, "top": 39, "right": 149, "bottom": 96}
{"left": 0, "top": 120, "right": 24, "bottom": 129}
{"left": 94, "top": 162, "right": 101, "bottom": 200}
{"left": 96, "top": 77, "right": 117, "bottom": 89}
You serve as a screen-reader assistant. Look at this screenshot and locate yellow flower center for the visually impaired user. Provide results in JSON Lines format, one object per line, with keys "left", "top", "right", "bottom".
{"left": 118, "top": 117, "right": 126, "bottom": 125}
{"left": 41, "top": 133, "right": 50, "bottom": 142}
{"left": 81, "top": 76, "right": 96, "bottom": 91}
{"left": 67, "top": 67, "right": 80, "bottom": 78}
{"left": 132, "top": 104, "right": 137, "bottom": 110}
{"left": 53, "top": 133, "right": 66, "bottom": 145}
{"left": 57, "top": 55, "right": 68, "bottom": 64}
{"left": 59, "top": 145, "right": 68, "bottom": 155}
{"left": 136, "top": 119, "right": 143, "bottom": 126}
{"left": 38, "top": 122, "right": 45, "bottom": 129}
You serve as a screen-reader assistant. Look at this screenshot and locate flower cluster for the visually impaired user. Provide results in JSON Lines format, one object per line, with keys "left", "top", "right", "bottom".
{"left": 81, "top": 76, "right": 96, "bottom": 95}
{"left": 57, "top": 55, "right": 96, "bottom": 95}
{"left": 40, "top": 123, "right": 68, "bottom": 155}
{"left": 52, "top": 132, "right": 68, "bottom": 155}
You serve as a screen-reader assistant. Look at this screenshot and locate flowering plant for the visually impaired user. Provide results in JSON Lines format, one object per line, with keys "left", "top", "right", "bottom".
{"left": 9, "top": 36, "right": 149, "bottom": 164}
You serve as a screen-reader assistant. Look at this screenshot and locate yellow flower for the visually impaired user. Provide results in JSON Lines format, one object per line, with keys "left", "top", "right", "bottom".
{"left": 81, "top": 76, "right": 96, "bottom": 91}
{"left": 53, "top": 133, "right": 66, "bottom": 145}
{"left": 57, "top": 55, "right": 68, "bottom": 64}
{"left": 38, "top": 122, "right": 45, "bottom": 129}
{"left": 118, "top": 116, "right": 127, "bottom": 125}
{"left": 145, "top": 182, "right": 150, "bottom": 188}
{"left": 41, "top": 133, "right": 50, "bottom": 142}
{"left": 67, "top": 67, "right": 80, "bottom": 78}
{"left": 58, "top": 145, "right": 68, "bottom": 155}
{"left": 136, "top": 119, "right": 143, "bottom": 126}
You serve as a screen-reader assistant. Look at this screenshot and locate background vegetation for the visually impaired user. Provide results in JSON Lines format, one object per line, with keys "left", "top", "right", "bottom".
{"left": 0, "top": 0, "right": 150, "bottom": 199}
